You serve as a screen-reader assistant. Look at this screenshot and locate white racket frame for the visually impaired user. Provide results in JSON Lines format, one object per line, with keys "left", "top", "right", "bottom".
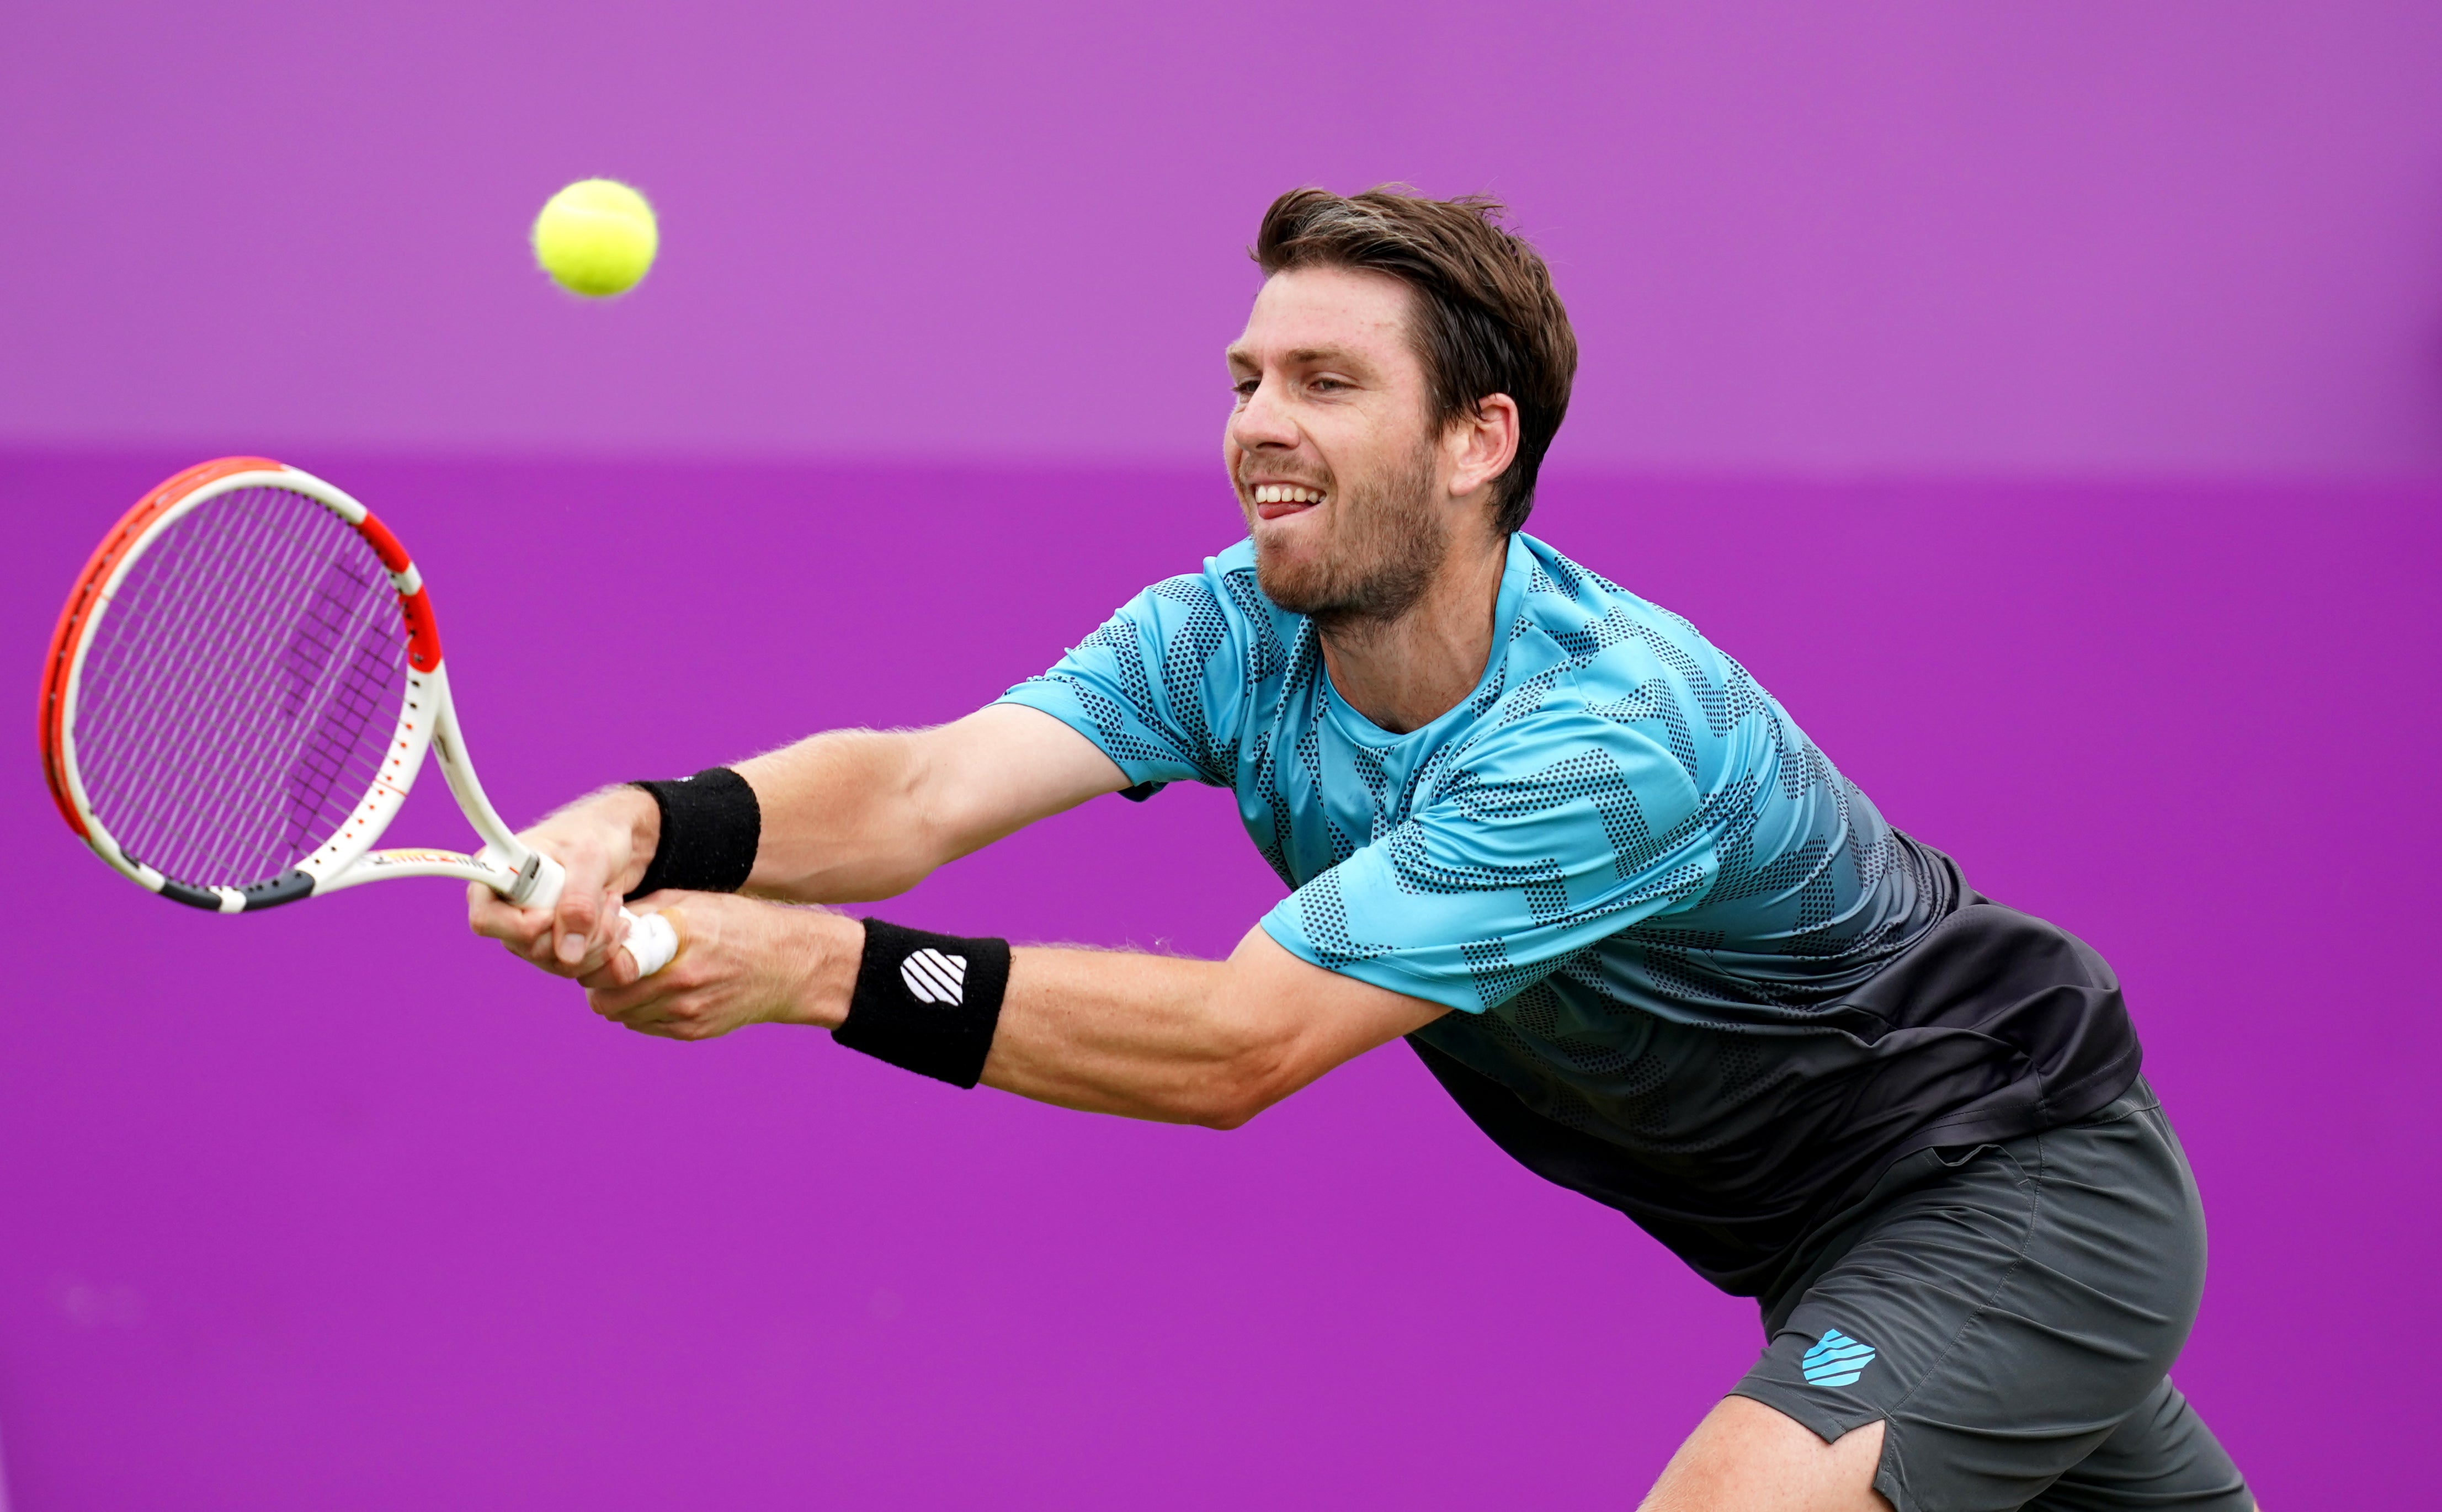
{"left": 41, "top": 459, "right": 676, "bottom": 974}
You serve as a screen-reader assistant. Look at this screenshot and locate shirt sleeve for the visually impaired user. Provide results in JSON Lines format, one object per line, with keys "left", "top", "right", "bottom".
{"left": 1260, "top": 693, "right": 1728, "bottom": 1013}
{"left": 993, "top": 569, "right": 1248, "bottom": 791}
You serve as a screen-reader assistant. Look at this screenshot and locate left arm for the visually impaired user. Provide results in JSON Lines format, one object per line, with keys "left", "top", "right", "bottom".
{"left": 577, "top": 899, "right": 1447, "bottom": 1127}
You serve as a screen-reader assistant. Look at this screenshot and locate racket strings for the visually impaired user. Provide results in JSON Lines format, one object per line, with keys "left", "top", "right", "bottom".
{"left": 270, "top": 556, "right": 402, "bottom": 858}
{"left": 92, "top": 492, "right": 310, "bottom": 863}
{"left": 89, "top": 491, "right": 317, "bottom": 875}
{"left": 81, "top": 488, "right": 311, "bottom": 879}
{"left": 80, "top": 498, "right": 286, "bottom": 858}
{"left": 163, "top": 491, "right": 403, "bottom": 884}
{"left": 73, "top": 487, "right": 409, "bottom": 887}
{"left": 88, "top": 489, "right": 400, "bottom": 883}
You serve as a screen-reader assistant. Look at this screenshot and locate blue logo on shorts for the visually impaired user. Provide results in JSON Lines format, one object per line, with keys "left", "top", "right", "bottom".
{"left": 1801, "top": 1329, "right": 1877, "bottom": 1387}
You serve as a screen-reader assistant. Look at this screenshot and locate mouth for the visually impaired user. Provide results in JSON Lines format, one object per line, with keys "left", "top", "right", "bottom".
{"left": 1248, "top": 482, "right": 1327, "bottom": 521}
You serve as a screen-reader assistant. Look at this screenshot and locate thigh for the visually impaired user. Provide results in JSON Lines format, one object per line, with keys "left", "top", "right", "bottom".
{"left": 2027, "top": 1376, "right": 2252, "bottom": 1511}
{"left": 1641, "top": 1395, "right": 1892, "bottom": 1512}
{"left": 1731, "top": 1091, "right": 2216, "bottom": 1512}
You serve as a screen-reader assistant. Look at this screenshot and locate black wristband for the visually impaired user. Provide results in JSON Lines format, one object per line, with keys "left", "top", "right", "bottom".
{"left": 832, "top": 918, "right": 1012, "bottom": 1089}
{"left": 626, "top": 768, "right": 760, "bottom": 898}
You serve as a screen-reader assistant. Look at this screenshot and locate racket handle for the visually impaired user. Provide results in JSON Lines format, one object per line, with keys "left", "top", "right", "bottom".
{"left": 512, "top": 853, "right": 680, "bottom": 978}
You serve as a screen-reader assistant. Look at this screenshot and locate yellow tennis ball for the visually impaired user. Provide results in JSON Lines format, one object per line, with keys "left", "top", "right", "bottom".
{"left": 531, "top": 179, "right": 658, "bottom": 298}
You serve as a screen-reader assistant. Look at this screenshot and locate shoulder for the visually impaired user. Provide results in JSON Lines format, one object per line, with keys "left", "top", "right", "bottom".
{"left": 1510, "top": 536, "right": 1725, "bottom": 682}
{"left": 1451, "top": 536, "right": 1760, "bottom": 797}
{"left": 1512, "top": 538, "right": 1765, "bottom": 723}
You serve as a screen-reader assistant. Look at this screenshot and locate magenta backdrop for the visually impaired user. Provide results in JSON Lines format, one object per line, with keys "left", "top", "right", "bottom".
{"left": 8, "top": 2, "right": 2442, "bottom": 1503}
{"left": 7, "top": 1, "right": 2442, "bottom": 475}
{"left": 2, "top": 451, "right": 2432, "bottom": 1508}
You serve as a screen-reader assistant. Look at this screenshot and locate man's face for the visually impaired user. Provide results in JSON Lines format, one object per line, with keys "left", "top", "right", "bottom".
{"left": 1225, "top": 265, "right": 1450, "bottom": 624}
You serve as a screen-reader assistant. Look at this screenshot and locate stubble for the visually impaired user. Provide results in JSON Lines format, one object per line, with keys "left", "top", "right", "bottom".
{"left": 1248, "top": 438, "right": 1447, "bottom": 632}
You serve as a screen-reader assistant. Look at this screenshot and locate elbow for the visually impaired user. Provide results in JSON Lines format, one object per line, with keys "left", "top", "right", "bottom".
{"left": 1191, "top": 1098, "right": 1264, "bottom": 1133}
{"left": 1187, "top": 1041, "right": 1300, "bottom": 1131}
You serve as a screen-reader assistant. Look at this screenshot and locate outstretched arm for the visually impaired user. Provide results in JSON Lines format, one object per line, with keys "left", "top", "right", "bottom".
{"left": 577, "top": 907, "right": 1448, "bottom": 1128}
{"left": 468, "top": 703, "right": 1130, "bottom": 976}
{"left": 471, "top": 701, "right": 1446, "bottom": 1126}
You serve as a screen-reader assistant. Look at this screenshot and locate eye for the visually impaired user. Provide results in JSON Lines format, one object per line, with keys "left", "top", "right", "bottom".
{"left": 1232, "top": 377, "right": 1260, "bottom": 398}
{"left": 1310, "top": 377, "right": 1350, "bottom": 393}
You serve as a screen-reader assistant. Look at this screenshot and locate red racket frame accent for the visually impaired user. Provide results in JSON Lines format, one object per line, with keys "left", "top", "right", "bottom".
{"left": 354, "top": 510, "right": 412, "bottom": 572}
{"left": 359, "top": 510, "right": 443, "bottom": 672}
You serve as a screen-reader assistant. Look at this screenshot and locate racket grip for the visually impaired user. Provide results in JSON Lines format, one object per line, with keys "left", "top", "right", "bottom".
{"left": 508, "top": 853, "right": 679, "bottom": 978}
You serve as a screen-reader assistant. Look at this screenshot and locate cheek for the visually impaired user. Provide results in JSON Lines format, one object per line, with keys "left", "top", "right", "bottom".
{"left": 1306, "top": 411, "right": 1394, "bottom": 486}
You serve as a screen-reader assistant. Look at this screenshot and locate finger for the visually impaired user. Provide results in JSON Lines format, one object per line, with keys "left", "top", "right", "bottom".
{"left": 577, "top": 924, "right": 645, "bottom": 992}
{"left": 468, "top": 882, "right": 540, "bottom": 945}
{"left": 551, "top": 832, "right": 636, "bottom": 966}
{"left": 587, "top": 979, "right": 666, "bottom": 1023}
{"left": 552, "top": 883, "right": 600, "bottom": 967}
{"left": 495, "top": 902, "right": 558, "bottom": 965}
{"left": 638, "top": 902, "right": 690, "bottom": 975}
{"left": 599, "top": 993, "right": 684, "bottom": 1036}
{"left": 584, "top": 959, "right": 680, "bottom": 1016}
{"left": 587, "top": 968, "right": 721, "bottom": 1037}
{"left": 578, "top": 899, "right": 687, "bottom": 986}
{"left": 559, "top": 907, "right": 622, "bottom": 981}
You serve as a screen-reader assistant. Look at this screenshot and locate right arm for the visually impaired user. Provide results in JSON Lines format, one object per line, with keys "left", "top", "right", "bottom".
{"left": 735, "top": 703, "right": 1130, "bottom": 903}
{"left": 470, "top": 703, "right": 1131, "bottom": 976}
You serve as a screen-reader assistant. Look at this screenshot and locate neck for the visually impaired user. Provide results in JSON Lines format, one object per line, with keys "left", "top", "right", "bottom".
{"left": 1315, "top": 530, "right": 1511, "bottom": 734}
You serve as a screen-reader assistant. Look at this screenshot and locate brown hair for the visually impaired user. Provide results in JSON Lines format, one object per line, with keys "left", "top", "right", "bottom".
{"left": 1253, "top": 186, "right": 1577, "bottom": 533}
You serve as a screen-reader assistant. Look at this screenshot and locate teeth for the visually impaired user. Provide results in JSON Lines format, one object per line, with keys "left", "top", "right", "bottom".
{"left": 1253, "top": 485, "right": 1323, "bottom": 505}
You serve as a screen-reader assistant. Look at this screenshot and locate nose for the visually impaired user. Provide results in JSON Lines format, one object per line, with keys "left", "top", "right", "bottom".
{"left": 1230, "top": 372, "right": 1299, "bottom": 453}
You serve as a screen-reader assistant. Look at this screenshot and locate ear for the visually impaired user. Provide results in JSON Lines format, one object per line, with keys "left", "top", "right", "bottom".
{"left": 1445, "top": 393, "right": 1521, "bottom": 503}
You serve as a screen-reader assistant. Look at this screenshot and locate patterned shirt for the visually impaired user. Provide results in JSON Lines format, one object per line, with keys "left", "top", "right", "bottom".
{"left": 997, "top": 530, "right": 2138, "bottom": 1294}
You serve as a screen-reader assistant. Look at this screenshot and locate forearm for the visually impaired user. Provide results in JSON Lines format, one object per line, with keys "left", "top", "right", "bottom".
{"left": 783, "top": 919, "right": 1438, "bottom": 1128}
{"left": 733, "top": 728, "right": 944, "bottom": 903}
{"left": 982, "top": 946, "right": 1270, "bottom": 1126}
{"left": 525, "top": 733, "right": 936, "bottom": 907}
{"left": 776, "top": 914, "right": 1266, "bottom": 1124}
{"left": 728, "top": 706, "right": 1130, "bottom": 904}
{"left": 576, "top": 906, "right": 1445, "bottom": 1117}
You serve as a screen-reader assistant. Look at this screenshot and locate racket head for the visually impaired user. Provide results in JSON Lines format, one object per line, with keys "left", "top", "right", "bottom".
{"left": 39, "top": 459, "right": 446, "bottom": 911}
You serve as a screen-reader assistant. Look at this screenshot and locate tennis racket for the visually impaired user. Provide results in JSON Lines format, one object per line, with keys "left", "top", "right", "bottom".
{"left": 38, "top": 456, "right": 678, "bottom": 977}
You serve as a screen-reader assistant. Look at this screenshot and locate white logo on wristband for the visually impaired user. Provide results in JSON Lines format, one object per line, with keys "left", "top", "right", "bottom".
{"left": 900, "top": 948, "right": 968, "bottom": 1005}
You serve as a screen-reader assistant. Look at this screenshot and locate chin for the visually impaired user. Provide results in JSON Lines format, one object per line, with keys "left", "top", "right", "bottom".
{"left": 1249, "top": 544, "right": 1318, "bottom": 611}
{"left": 1251, "top": 550, "right": 1342, "bottom": 616}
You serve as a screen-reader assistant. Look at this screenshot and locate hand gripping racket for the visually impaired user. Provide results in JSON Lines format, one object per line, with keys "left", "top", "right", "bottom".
{"left": 38, "top": 457, "right": 679, "bottom": 977}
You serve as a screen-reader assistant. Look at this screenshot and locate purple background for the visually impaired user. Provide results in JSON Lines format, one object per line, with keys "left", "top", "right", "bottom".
{"left": 7, "top": 1, "right": 2442, "bottom": 474}
{"left": 6, "top": 3, "right": 2441, "bottom": 1508}
{"left": 5, "top": 455, "right": 2434, "bottom": 1509}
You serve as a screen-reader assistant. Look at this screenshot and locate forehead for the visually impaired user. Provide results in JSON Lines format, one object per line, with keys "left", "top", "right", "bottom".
{"left": 1231, "top": 264, "right": 1418, "bottom": 370}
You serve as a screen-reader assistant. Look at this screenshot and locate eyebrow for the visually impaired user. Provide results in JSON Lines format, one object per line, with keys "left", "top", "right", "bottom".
{"left": 1225, "top": 344, "right": 1369, "bottom": 370}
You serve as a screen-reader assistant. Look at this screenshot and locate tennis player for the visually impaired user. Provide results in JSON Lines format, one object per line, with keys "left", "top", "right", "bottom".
{"left": 471, "top": 188, "right": 2254, "bottom": 1512}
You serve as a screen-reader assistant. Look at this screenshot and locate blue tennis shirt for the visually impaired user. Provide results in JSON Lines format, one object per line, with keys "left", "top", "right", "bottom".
{"left": 998, "top": 531, "right": 2141, "bottom": 1295}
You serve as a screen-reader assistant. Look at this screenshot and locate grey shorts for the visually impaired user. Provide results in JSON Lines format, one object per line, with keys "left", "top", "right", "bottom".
{"left": 1732, "top": 1079, "right": 2252, "bottom": 1511}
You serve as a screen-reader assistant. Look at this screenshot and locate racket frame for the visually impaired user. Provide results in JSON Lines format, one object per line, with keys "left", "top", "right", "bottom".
{"left": 40, "top": 459, "right": 553, "bottom": 913}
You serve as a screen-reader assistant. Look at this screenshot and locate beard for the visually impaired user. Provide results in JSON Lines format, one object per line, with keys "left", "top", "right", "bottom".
{"left": 1246, "top": 438, "right": 1448, "bottom": 631}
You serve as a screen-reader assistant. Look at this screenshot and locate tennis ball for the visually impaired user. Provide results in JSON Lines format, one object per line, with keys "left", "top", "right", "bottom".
{"left": 531, "top": 178, "right": 658, "bottom": 298}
